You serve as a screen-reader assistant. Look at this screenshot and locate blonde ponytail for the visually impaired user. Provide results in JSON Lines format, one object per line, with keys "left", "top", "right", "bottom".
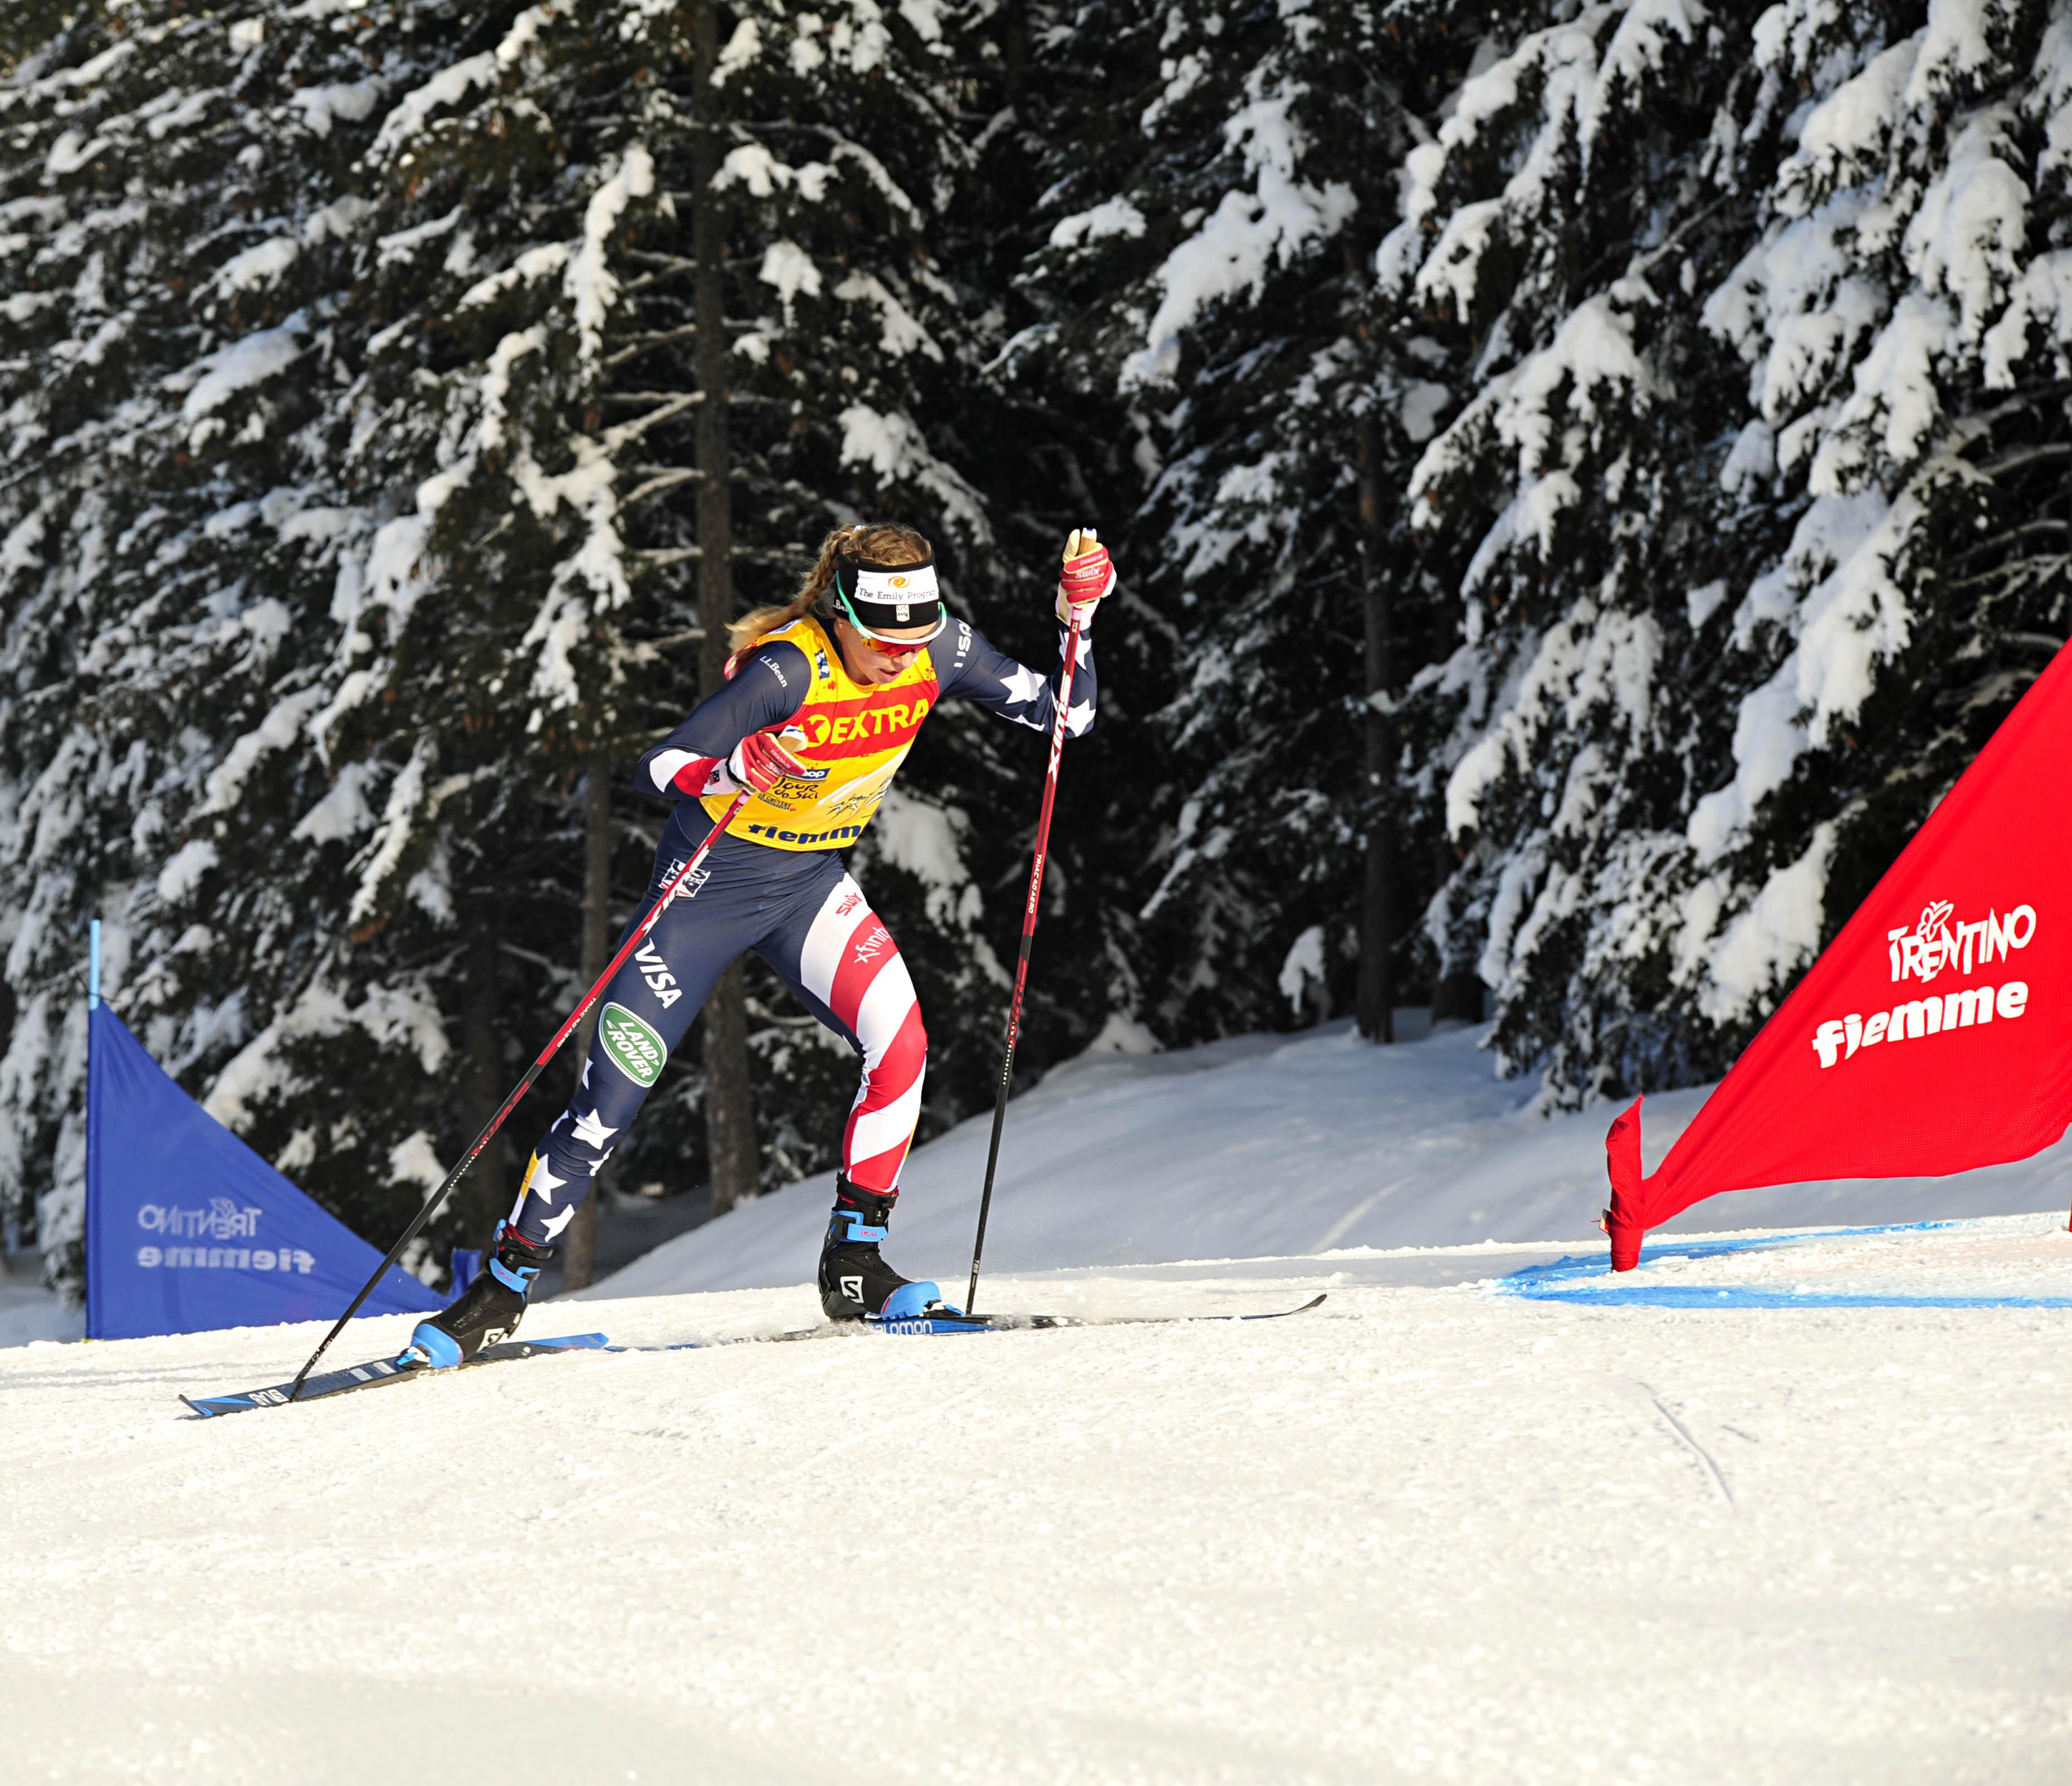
{"left": 726, "top": 521, "right": 935, "bottom": 658}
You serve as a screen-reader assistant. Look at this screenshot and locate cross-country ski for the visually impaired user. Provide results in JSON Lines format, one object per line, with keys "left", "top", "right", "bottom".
{"left": 180, "top": 1296, "right": 1330, "bottom": 1415}
{"left": 9, "top": 5, "right": 2072, "bottom": 1782}
{"left": 179, "top": 1333, "right": 615, "bottom": 1417}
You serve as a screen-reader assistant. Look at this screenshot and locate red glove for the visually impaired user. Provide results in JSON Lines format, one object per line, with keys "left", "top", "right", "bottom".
{"left": 1056, "top": 541, "right": 1114, "bottom": 623}
{"left": 727, "top": 726, "right": 809, "bottom": 794}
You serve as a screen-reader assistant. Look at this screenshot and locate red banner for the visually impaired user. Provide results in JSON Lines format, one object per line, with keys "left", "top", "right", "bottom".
{"left": 1604, "top": 640, "right": 2072, "bottom": 1269}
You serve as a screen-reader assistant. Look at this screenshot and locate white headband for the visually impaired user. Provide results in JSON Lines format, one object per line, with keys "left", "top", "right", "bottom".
{"left": 851, "top": 563, "right": 939, "bottom": 620}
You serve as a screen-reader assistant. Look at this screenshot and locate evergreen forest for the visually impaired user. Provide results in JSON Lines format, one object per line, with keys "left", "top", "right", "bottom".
{"left": 6, "top": 0, "right": 2069, "bottom": 1299}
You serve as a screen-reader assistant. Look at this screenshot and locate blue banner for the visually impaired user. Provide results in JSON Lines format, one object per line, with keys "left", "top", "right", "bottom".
{"left": 86, "top": 1002, "right": 441, "bottom": 1340}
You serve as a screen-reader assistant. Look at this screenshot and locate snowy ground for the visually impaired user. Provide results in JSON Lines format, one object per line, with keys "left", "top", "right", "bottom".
{"left": 6, "top": 1019, "right": 2072, "bottom": 1781}
{"left": 6, "top": 1224, "right": 2072, "bottom": 1783}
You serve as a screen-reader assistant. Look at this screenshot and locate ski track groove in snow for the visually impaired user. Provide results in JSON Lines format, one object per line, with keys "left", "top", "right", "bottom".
{"left": 1613, "top": 1376, "right": 1736, "bottom": 1509}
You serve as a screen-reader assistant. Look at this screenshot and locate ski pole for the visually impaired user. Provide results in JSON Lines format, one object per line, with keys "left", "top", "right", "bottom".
{"left": 965, "top": 529, "right": 1096, "bottom": 1317}
{"left": 289, "top": 786, "right": 753, "bottom": 1398}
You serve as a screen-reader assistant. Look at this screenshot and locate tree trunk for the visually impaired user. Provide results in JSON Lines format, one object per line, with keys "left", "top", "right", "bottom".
{"left": 702, "top": 963, "right": 758, "bottom": 1213}
{"left": 559, "top": 768, "right": 614, "bottom": 1290}
{"left": 457, "top": 923, "right": 511, "bottom": 1245}
{"left": 1003, "top": 0, "right": 1028, "bottom": 105}
{"left": 691, "top": 0, "right": 759, "bottom": 1216}
{"left": 1355, "top": 410, "right": 1396, "bottom": 1044}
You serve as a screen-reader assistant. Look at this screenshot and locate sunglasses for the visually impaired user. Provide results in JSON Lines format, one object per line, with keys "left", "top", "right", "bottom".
{"left": 859, "top": 632, "right": 934, "bottom": 657}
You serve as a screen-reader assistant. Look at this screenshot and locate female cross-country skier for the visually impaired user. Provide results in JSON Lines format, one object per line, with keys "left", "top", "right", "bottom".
{"left": 404, "top": 522, "right": 1111, "bottom": 1364}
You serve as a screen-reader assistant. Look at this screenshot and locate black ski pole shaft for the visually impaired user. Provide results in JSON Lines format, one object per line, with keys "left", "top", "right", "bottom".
{"left": 965, "top": 920, "right": 1042, "bottom": 1317}
{"left": 966, "top": 538, "right": 1092, "bottom": 1316}
{"left": 287, "top": 789, "right": 751, "bottom": 1398}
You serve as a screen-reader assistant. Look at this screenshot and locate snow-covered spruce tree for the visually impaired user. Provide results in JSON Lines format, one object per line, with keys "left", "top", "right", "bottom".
{"left": 2, "top": 2, "right": 740, "bottom": 1290}
{"left": 236, "top": 2, "right": 696, "bottom": 1255}
{"left": 986, "top": 2, "right": 1494, "bottom": 1047}
{"left": 890, "top": 0, "right": 1183, "bottom": 1085}
{"left": 1376, "top": 0, "right": 1761, "bottom": 1103}
{"left": 0, "top": 2, "right": 519, "bottom": 1293}
{"left": 1393, "top": 0, "right": 2072, "bottom": 1105}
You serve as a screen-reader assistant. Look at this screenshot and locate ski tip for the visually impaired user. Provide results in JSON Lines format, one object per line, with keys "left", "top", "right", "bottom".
{"left": 180, "top": 1392, "right": 252, "bottom": 1418}
{"left": 1235, "top": 1293, "right": 1327, "bottom": 1320}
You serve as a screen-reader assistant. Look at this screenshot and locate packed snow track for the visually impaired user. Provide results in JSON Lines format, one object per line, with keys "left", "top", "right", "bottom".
{"left": 5, "top": 1218, "right": 2071, "bottom": 1783}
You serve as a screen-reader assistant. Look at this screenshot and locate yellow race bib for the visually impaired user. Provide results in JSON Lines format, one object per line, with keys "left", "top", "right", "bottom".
{"left": 701, "top": 617, "right": 938, "bottom": 850}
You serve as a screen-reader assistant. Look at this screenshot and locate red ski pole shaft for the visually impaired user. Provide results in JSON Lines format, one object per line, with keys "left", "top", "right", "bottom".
{"left": 965, "top": 594, "right": 1088, "bottom": 1318}
{"left": 288, "top": 789, "right": 752, "bottom": 1398}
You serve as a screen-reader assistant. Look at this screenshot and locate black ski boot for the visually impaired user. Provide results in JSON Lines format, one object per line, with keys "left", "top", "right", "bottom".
{"left": 400, "top": 1223, "right": 550, "bottom": 1368}
{"left": 818, "top": 1177, "right": 948, "bottom": 1320}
